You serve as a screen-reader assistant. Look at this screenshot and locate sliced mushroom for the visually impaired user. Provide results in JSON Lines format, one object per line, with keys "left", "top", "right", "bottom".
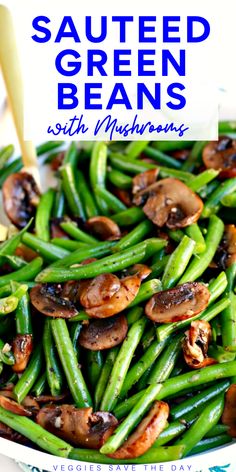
{"left": 145, "top": 282, "right": 210, "bottom": 323}
{"left": 222, "top": 384, "right": 236, "bottom": 437}
{"left": 122, "top": 264, "right": 152, "bottom": 281}
{"left": 36, "top": 405, "right": 118, "bottom": 448}
{"left": 15, "top": 244, "right": 37, "bottom": 262}
{"left": 141, "top": 178, "right": 203, "bottom": 229}
{"left": 202, "top": 136, "right": 236, "bottom": 178}
{"left": 182, "top": 320, "right": 216, "bottom": 369}
{"left": 79, "top": 315, "right": 128, "bottom": 350}
{"left": 2, "top": 172, "right": 40, "bottom": 229}
{"left": 0, "top": 421, "right": 28, "bottom": 444}
{"left": 223, "top": 225, "right": 236, "bottom": 267}
{"left": 30, "top": 284, "right": 78, "bottom": 318}
{"left": 132, "top": 169, "right": 159, "bottom": 205}
{"left": 80, "top": 273, "right": 121, "bottom": 309}
{"left": 50, "top": 151, "right": 65, "bottom": 171}
{"left": 86, "top": 216, "right": 121, "bottom": 241}
{"left": 108, "top": 401, "right": 169, "bottom": 459}
{"left": 22, "top": 396, "right": 40, "bottom": 415}
{"left": 34, "top": 393, "right": 69, "bottom": 403}
{"left": 84, "top": 275, "right": 141, "bottom": 319}
{"left": 112, "top": 188, "right": 132, "bottom": 207}
{"left": 0, "top": 395, "right": 32, "bottom": 416}
{"left": 12, "top": 334, "right": 33, "bottom": 373}
{"left": 170, "top": 149, "right": 190, "bottom": 161}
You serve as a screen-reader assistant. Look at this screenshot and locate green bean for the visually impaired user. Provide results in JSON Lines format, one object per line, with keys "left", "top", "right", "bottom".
{"left": 50, "top": 241, "right": 115, "bottom": 268}
{"left": 63, "top": 142, "right": 78, "bottom": 168}
{"left": 60, "top": 221, "right": 98, "bottom": 244}
{"left": 32, "top": 372, "right": 47, "bottom": 397}
{"left": 0, "top": 219, "right": 32, "bottom": 266}
{"left": 179, "top": 215, "right": 224, "bottom": 283}
{"left": 125, "top": 141, "right": 150, "bottom": 158}
{"left": 111, "top": 207, "right": 145, "bottom": 226}
{"left": 94, "top": 347, "right": 119, "bottom": 410}
{"left": 148, "top": 255, "right": 170, "bottom": 279}
{"left": 0, "top": 338, "right": 15, "bottom": 365}
{"left": 208, "top": 271, "right": 228, "bottom": 304}
{"left": 198, "top": 179, "right": 219, "bottom": 199}
{"left": 60, "top": 163, "right": 86, "bottom": 220}
{"left": 221, "top": 191, "right": 236, "bottom": 207}
{"left": 0, "top": 258, "right": 42, "bottom": 288}
{"left": 144, "top": 146, "right": 182, "bottom": 169}
{"left": 15, "top": 291, "right": 32, "bottom": 335}
{"left": 35, "top": 188, "right": 55, "bottom": 242}
{"left": 119, "top": 338, "right": 168, "bottom": 400}
{"left": 170, "top": 380, "right": 230, "bottom": 421}
{"left": 22, "top": 233, "right": 70, "bottom": 261}
{"left": 167, "top": 229, "right": 184, "bottom": 243}
{"left": 114, "top": 360, "right": 236, "bottom": 419}
{"left": 189, "top": 434, "right": 232, "bottom": 456}
{"left": 148, "top": 334, "right": 183, "bottom": 385}
{"left": 67, "top": 311, "right": 90, "bottom": 322}
{"left": 0, "top": 158, "right": 22, "bottom": 188}
{"left": 126, "top": 306, "right": 143, "bottom": 326}
{"left": 70, "top": 445, "right": 185, "bottom": 463}
{"left": 181, "top": 141, "right": 207, "bottom": 172}
{"left": 142, "top": 325, "right": 156, "bottom": 350}
{"left": 43, "top": 319, "right": 63, "bottom": 396}
{"left": 221, "top": 263, "right": 236, "bottom": 351}
{"left": 157, "top": 296, "right": 230, "bottom": 342}
{"left": 13, "top": 343, "right": 43, "bottom": 403}
{"left": 69, "top": 322, "right": 82, "bottom": 361}
{"left": 153, "top": 140, "right": 194, "bottom": 152}
{"left": 188, "top": 169, "right": 219, "bottom": 193}
{"left": 129, "top": 279, "right": 162, "bottom": 308}
{"left": 52, "top": 185, "right": 65, "bottom": 218}
{"left": 0, "top": 406, "right": 72, "bottom": 457}
{"left": 208, "top": 344, "right": 235, "bottom": 362}
{"left": 219, "top": 121, "right": 236, "bottom": 133}
{"left": 184, "top": 223, "right": 206, "bottom": 254}
{"left": 204, "top": 423, "right": 229, "bottom": 438}
{"left": 36, "top": 141, "right": 64, "bottom": 156}
{"left": 0, "top": 281, "right": 35, "bottom": 299}
{"left": 113, "top": 220, "right": 154, "bottom": 252}
{"left": 76, "top": 169, "right": 98, "bottom": 218}
{"left": 100, "top": 317, "right": 147, "bottom": 412}
{"left": 0, "top": 144, "right": 14, "bottom": 169}
{"left": 51, "top": 319, "right": 92, "bottom": 407}
{"left": 90, "top": 142, "right": 109, "bottom": 214}
{"left": 100, "top": 383, "right": 162, "bottom": 454}
{"left": 136, "top": 367, "right": 153, "bottom": 391}
{"left": 51, "top": 239, "right": 88, "bottom": 251}
{"left": 86, "top": 350, "right": 103, "bottom": 390}
{"left": 36, "top": 239, "right": 164, "bottom": 282}
{"left": 202, "top": 178, "right": 236, "bottom": 218}
{"left": 95, "top": 186, "right": 127, "bottom": 213}
{"left": 2, "top": 255, "right": 27, "bottom": 270}
{"left": 162, "top": 235, "right": 195, "bottom": 289}
{"left": 108, "top": 169, "right": 132, "bottom": 189}
{"left": 174, "top": 395, "right": 225, "bottom": 457}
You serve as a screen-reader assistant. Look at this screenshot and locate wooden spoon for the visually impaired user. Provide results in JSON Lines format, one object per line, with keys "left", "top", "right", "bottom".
{"left": 0, "top": 5, "right": 41, "bottom": 188}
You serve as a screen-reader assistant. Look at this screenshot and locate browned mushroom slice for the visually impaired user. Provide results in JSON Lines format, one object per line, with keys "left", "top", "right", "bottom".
{"left": 35, "top": 393, "right": 68, "bottom": 403}
{"left": 170, "top": 149, "right": 190, "bottom": 161}
{"left": 0, "top": 395, "right": 32, "bottom": 416}
{"left": 2, "top": 172, "right": 40, "bottom": 229}
{"left": 132, "top": 168, "right": 159, "bottom": 203}
{"left": 12, "top": 334, "right": 33, "bottom": 373}
{"left": 84, "top": 275, "right": 141, "bottom": 319}
{"left": 30, "top": 284, "right": 78, "bottom": 318}
{"left": 22, "top": 396, "right": 40, "bottom": 415}
{"left": 0, "top": 421, "right": 28, "bottom": 444}
{"left": 80, "top": 273, "right": 121, "bottom": 309}
{"left": 224, "top": 225, "right": 236, "bottom": 267}
{"left": 145, "top": 282, "right": 210, "bottom": 324}
{"left": 50, "top": 151, "right": 65, "bottom": 171}
{"left": 122, "top": 264, "right": 152, "bottom": 281}
{"left": 222, "top": 384, "right": 236, "bottom": 437}
{"left": 202, "top": 136, "right": 236, "bottom": 178}
{"left": 36, "top": 405, "right": 118, "bottom": 448}
{"left": 86, "top": 216, "right": 121, "bottom": 241}
{"left": 142, "top": 178, "right": 203, "bottom": 229}
{"left": 109, "top": 401, "right": 169, "bottom": 459}
{"left": 79, "top": 315, "right": 128, "bottom": 350}
{"left": 112, "top": 188, "right": 132, "bottom": 207}
{"left": 182, "top": 320, "right": 216, "bottom": 369}
{"left": 15, "top": 244, "right": 37, "bottom": 262}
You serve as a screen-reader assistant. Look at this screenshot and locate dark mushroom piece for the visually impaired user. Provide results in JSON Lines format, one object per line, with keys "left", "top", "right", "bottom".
{"left": 34, "top": 393, "right": 69, "bottom": 404}
{"left": 112, "top": 188, "right": 132, "bottom": 207}
{"left": 145, "top": 282, "right": 210, "bottom": 324}
{"left": 222, "top": 384, "right": 236, "bottom": 437}
{"left": 2, "top": 172, "right": 40, "bottom": 229}
{"left": 182, "top": 320, "right": 216, "bottom": 369}
{"left": 122, "top": 263, "right": 152, "bottom": 281}
{"left": 0, "top": 395, "right": 32, "bottom": 417}
{"left": 50, "top": 151, "right": 65, "bottom": 171}
{"left": 79, "top": 315, "right": 128, "bottom": 350}
{"left": 0, "top": 421, "right": 28, "bottom": 444}
{"left": 36, "top": 405, "right": 118, "bottom": 449}
{"left": 30, "top": 284, "right": 78, "bottom": 318}
{"left": 202, "top": 136, "right": 236, "bottom": 178}
{"left": 86, "top": 216, "right": 121, "bottom": 241}
{"left": 132, "top": 169, "right": 159, "bottom": 205}
{"left": 15, "top": 244, "right": 37, "bottom": 262}
{"left": 82, "top": 275, "right": 141, "bottom": 319}
{"left": 22, "top": 396, "right": 40, "bottom": 416}
{"left": 108, "top": 401, "right": 169, "bottom": 459}
{"left": 141, "top": 178, "right": 203, "bottom": 229}
{"left": 12, "top": 334, "right": 33, "bottom": 373}
{"left": 223, "top": 224, "right": 236, "bottom": 267}
{"left": 80, "top": 273, "right": 121, "bottom": 309}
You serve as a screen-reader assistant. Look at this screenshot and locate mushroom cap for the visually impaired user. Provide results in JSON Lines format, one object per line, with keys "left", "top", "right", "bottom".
{"left": 79, "top": 315, "right": 128, "bottom": 350}
{"left": 86, "top": 216, "right": 121, "bottom": 241}
{"left": 30, "top": 284, "right": 78, "bottom": 318}
{"left": 2, "top": 172, "right": 40, "bottom": 229}
{"left": 36, "top": 405, "right": 118, "bottom": 449}
{"left": 182, "top": 320, "right": 216, "bottom": 369}
{"left": 202, "top": 136, "right": 236, "bottom": 178}
{"left": 145, "top": 282, "right": 210, "bottom": 323}
{"left": 132, "top": 169, "right": 159, "bottom": 205}
{"left": 108, "top": 401, "right": 169, "bottom": 459}
{"left": 121, "top": 264, "right": 152, "bottom": 281}
{"left": 12, "top": 334, "right": 33, "bottom": 373}
{"left": 224, "top": 225, "right": 236, "bottom": 267}
{"left": 142, "top": 178, "right": 203, "bottom": 229}
{"left": 79, "top": 273, "right": 121, "bottom": 309}
{"left": 222, "top": 384, "right": 236, "bottom": 437}
{"left": 0, "top": 395, "right": 32, "bottom": 417}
